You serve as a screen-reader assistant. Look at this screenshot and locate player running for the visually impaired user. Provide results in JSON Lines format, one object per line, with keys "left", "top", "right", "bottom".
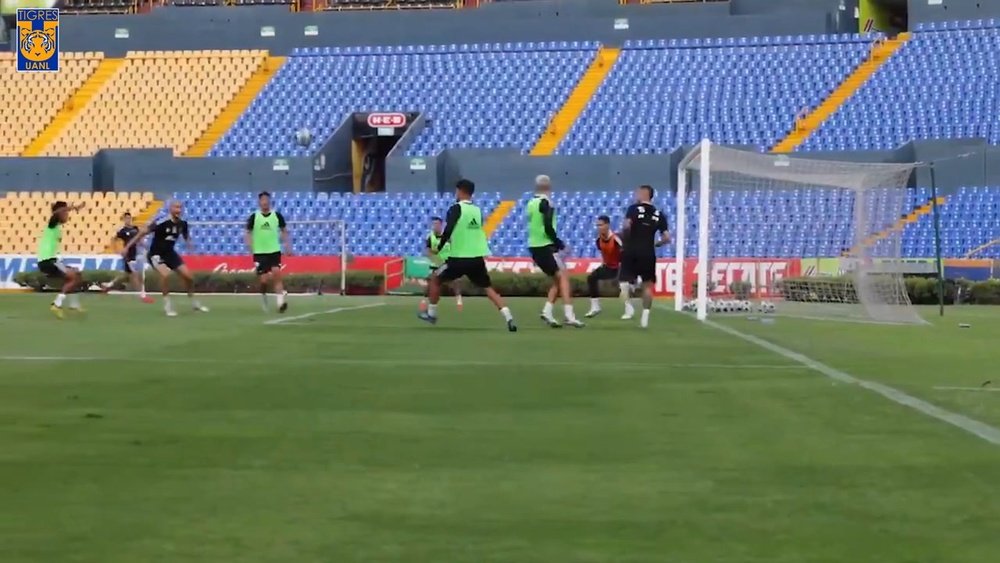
{"left": 420, "top": 215, "right": 463, "bottom": 312}
{"left": 122, "top": 200, "right": 209, "bottom": 317}
{"left": 101, "top": 212, "right": 154, "bottom": 303}
{"left": 584, "top": 215, "right": 631, "bottom": 319}
{"left": 36, "top": 200, "right": 86, "bottom": 319}
{"left": 244, "top": 191, "right": 291, "bottom": 314}
{"left": 418, "top": 179, "right": 517, "bottom": 332}
{"left": 620, "top": 185, "right": 670, "bottom": 329}
{"left": 526, "top": 175, "right": 582, "bottom": 328}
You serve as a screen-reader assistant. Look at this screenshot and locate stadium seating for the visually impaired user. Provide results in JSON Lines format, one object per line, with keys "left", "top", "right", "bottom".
{"left": 210, "top": 42, "right": 597, "bottom": 157}
{"left": 558, "top": 35, "right": 874, "bottom": 154}
{"left": 59, "top": 0, "right": 135, "bottom": 14}
{"left": 169, "top": 190, "right": 502, "bottom": 256}
{"left": 806, "top": 25, "right": 1000, "bottom": 150}
{"left": 1, "top": 188, "right": 994, "bottom": 259}
{"left": 42, "top": 50, "right": 267, "bottom": 157}
{"left": 0, "top": 191, "right": 154, "bottom": 254}
{"left": 0, "top": 52, "right": 103, "bottom": 157}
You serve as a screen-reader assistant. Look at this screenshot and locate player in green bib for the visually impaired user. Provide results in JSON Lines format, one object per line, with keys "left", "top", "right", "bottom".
{"left": 36, "top": 200, "right": 87, "bottom": 319}
{"left": 526, "top": 175, "right": 582, "bottom": 328}
{"left": 421, "top": 216, "right": 464, "bottom": 312}
{"left": 418, "top": 179, "right": 516, "bottom": 331}
{"left": 244, "top": 191, "right": 292, "bottom": 314}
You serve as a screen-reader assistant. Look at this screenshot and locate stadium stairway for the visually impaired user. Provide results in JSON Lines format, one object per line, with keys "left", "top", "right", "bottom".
{"left": 772, "top": 33, "right": 910, "bottom": 153}
{"left": 857, "top": 194, "right": 946, "bottom": 253}
{"left": 529, "top": 46, "right": 620, "bottom": 156}
{"left": 186, "top": 56, "right": 285, "bottom": 157}
{"left": 484, "top": 200, "right": 516, "bottom": 237}
{"left": 20, "top": 58, "right": 124, "bottom": 157}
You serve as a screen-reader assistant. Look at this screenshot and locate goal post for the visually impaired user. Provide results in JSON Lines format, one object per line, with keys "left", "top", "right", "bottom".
{"left": 185, "top": 220, "right": 348, "bottom": 294}
{"left": 676, "top": 140, "right": 926, "bottom": 324}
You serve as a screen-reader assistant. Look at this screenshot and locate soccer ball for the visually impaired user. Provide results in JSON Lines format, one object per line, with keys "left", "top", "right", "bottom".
{"left": 759, "top": 301, "right": 776, "bottom": 314}
{"left": 739, "top": 300, "right": 752, "bottom": 312}
{"left": 294, "top": 128, "right": 313, "bottom": 147}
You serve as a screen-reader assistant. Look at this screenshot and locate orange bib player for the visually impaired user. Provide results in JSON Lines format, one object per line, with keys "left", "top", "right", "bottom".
{"left": 585, "top": 215, "right": 631, "bottom": 319}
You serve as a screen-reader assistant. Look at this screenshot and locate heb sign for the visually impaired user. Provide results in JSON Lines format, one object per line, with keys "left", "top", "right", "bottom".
{"left": 484, "top": 257, "right": 800, "bottom": 297}
{"left": 367, "top": 112, "right": 406, "bottom": 128}
{"left": 0, "top": 255, "right": 123, "bottom": 288}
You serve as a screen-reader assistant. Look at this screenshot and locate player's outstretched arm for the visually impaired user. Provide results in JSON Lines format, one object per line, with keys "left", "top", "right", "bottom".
{"left": 435, "top": 204, "right": 461, "bottom": 252}
{"left": 182, "top": 222, "right": 195, "bottom": 253}
{"left": 654, "top": 212, "right": 670, "bottom": 247}
{"left": 121, "top": 225, "right": 150, "bottom": 257}
{"left": 278, "top": 212, "right": 292, "bottom": 255}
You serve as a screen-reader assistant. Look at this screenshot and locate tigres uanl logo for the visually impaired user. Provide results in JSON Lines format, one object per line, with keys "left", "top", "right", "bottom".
{"left": 16, "top": 9, "right": 60, "bottom": 73}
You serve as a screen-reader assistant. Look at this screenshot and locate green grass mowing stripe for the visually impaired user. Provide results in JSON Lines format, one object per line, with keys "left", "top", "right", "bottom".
{"left": 0, "top": 355, "right": 806, "bottom": 372}
{"left": 701, "top": 316, "right": 1000, "bottom": 446}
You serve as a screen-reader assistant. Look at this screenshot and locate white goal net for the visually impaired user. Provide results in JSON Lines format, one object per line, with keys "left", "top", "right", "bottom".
{"left": 676, "top": 140, "right": 926, "bottom": 324}
{"left": 163, "top": 220, "right": 349, "bottom": 294}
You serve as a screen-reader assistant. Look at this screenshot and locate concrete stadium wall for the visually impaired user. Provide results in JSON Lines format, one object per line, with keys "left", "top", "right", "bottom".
{"left": 910, "top": 0, "right": 1000, "bottom": 23}
{"left": 57, "top": 5, "right": 833, "bottom": 56}
{"left": 0, "top": 151, "right": 313, "bottom": 192}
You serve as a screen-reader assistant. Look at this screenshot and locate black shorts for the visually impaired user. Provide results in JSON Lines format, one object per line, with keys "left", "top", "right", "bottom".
{"left": 529, "top": 245, "right": 565, "bottom": 277}
{"left": 620, "top": 252, "right": 657, "bottom": 284}
{"left": 37, "top": 258, "right": 68, "bottom": 279}
{"left": 148, "top": 251, "right": 184, "bottom": 271}
{"left": 123, "top": 253, "right": 137, "bottom": 274}
{"left": 435, "top": 257, "right": 491, "bottom": 288}
{"left": 588, "top": 264, "right": 620, "bottom": 281}
{"left": 254, "top": 252, "right": 282, "bottom": 275}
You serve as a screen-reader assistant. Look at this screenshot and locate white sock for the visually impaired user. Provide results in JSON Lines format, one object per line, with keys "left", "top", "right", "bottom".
{"left": 641, "top": 309, "right": 650, "bottom": 327}
{"left": 590, "top": 298, "right": 600, "bottom": 310}
{"left": 427, "top": 303, "right": 438, "bottom": 317}
{"left": 139, "top": 289, "right": 147, "bottom": 298}
{"left": 625, "top": 300, "right": 635, "bottom": 314}
{"left": 277, "top": 292, "right": 286, "bottom": 306}
{"left": 456, "top": 294, "right": 463, "bottom": 305}
{"left": 542, "top": 301, "right": 554, "bottom": 317}
{"left": 68, "top": 293, "right": 80, "bottom": 308}
{"left": 164, "top": 296, "right": 173, "bottom": 309}
{"left": 261, "top": 293, "right": 269, "bottom": 307}
{"left": 53, "top": 293, "right": 65, "bottom": 307}
{"left": 564, "top": 304, "right": 577, "bottom": 321}
{"left": 191, "top": 296, "right": 203, "bottom": 308}
{"left": 500, "top": 306, "right": 513, "bottom": 322}
{"left": 619, "top": 282, "right": 633, "bottom": 300}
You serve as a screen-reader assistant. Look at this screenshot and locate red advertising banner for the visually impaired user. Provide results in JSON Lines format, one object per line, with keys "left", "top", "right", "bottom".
{"left": 183, "top": 255, "right": 390, "bottom": 275}
{"left": 181, "top": 255, "right": 800, "bottom": 297}
{"left": 483, "top": 257, "right": 801, "bottom": 297}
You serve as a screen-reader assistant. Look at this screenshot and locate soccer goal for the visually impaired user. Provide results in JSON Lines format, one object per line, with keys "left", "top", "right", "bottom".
{"left": 178, "top": 220, "right": 349, "bottom": 294}
{"left": 675, "top": 140, "right": 928, "bottom": 324}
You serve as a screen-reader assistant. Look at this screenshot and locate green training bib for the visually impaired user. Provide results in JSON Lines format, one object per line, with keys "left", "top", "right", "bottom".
{"left": 252, "top": 211, "right": 282, "bottom": 254}
{"left": 526, "top": 195, "right": 556, "bottom": 248}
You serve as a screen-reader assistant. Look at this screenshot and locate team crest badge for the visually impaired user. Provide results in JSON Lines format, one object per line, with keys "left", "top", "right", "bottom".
{"left": 17, "top": 8, "right": 60, "bottom": 73}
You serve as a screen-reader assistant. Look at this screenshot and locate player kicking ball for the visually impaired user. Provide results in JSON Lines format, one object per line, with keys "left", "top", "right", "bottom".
{"left": 619, "top": 185, "right": 670, "bottom": 329}
{"left": 526, "top": 175, "right": 583, "bottom": 328}
{"left": 418, "top": 179, "right": 517, "bottom": 332}
{"left": 584, "top": 215, "right": 628, "bottom": 319}
{"left": 245, "top": 191, "right": 292, "bottom": 313}
{"left": 122, "top": 200, "right": 209, "bottom": 317}
{"left": 101, "top": 212, "right": 154, "bottom": 303}
{"left": 36, "top": 201, "right": 86, "bottom": 319}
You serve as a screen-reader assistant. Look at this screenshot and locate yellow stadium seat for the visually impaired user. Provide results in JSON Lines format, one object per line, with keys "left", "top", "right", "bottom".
{"left": 0, "top": 191, "right": 148, "bottom": 253}
{"left": 41, "top": 50, "right": 266, "bottom": 157}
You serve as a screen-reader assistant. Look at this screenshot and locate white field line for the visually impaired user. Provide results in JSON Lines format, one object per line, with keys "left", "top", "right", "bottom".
{"left": 933, "top": 386, "right": 1000, "bottom": 393}
{"left": 0, "top": 355, "right": 804, "bottom": 372}
{"left": 264, "top": 302, "right": 386, "bottom": 325}
{"left": 701, "top": 317, "right": 1000, "bottom": 446}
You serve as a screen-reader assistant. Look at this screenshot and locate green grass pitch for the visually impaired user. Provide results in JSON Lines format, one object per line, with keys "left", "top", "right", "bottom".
{"left": 1, "top": 293, "right": 999, "bottom": 562}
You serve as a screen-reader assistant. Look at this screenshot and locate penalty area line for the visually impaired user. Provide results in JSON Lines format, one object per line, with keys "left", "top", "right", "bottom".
{"left": 264, "top": 302, "right": 386, "bottom": 325}
{"left": 703, "top": 318, "right": 1000, "bottom": 446}
{"left": 934, "top": 386, "right": 1000, "bottom": 393}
